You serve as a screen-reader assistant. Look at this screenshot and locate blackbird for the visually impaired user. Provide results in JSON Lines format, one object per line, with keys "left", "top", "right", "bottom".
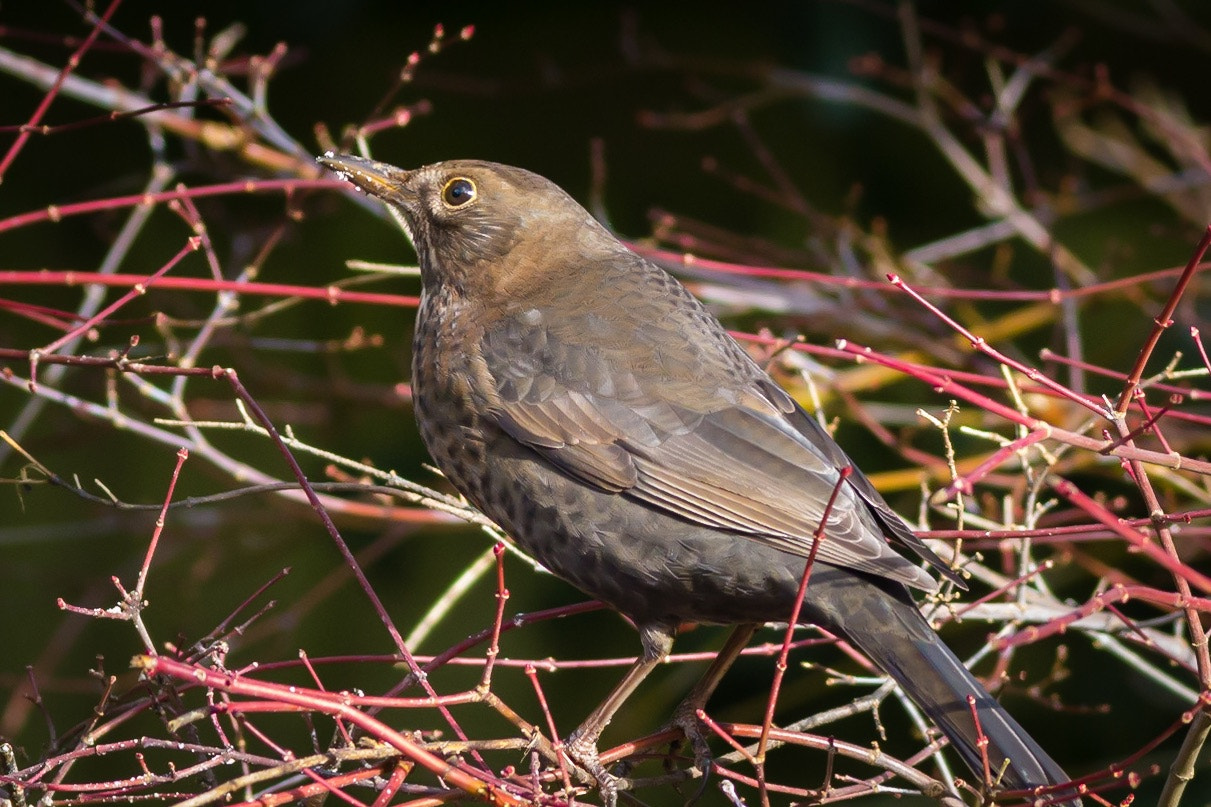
{"left": 319, "top": 153, "right": 1078, "bottom": 805}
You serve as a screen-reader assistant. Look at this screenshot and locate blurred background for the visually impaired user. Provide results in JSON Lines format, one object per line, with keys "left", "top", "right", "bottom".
{"left": 2, "top": 1, "right": 1211, "bottom": 804}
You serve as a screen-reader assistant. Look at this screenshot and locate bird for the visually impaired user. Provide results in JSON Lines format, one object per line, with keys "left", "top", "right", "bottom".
{"left": 318, "top": 152, "right": 1079, "bottom": 806}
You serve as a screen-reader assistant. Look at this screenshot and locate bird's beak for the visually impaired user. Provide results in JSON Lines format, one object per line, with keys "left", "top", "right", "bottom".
{"left": 317, "top": 152, "right": 413, "bottom": 203}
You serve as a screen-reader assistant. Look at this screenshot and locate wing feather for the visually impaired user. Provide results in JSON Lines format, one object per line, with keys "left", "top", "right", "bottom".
{"left": 481, "top": 305, "right": 957, "bottom": 591}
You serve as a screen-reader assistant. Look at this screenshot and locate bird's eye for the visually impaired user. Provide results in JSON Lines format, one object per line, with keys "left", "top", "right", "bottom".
{"left": 441, "top": 177, "right": 477, "bottom": 207}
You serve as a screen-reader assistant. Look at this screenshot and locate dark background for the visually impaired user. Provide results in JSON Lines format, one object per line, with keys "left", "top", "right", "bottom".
{"left": 3, "top": 1, "right": 1210, "bottom": 804}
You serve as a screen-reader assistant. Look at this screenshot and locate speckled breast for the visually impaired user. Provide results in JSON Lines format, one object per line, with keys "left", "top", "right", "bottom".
{"left": 409, "top": 289, "right": 809, "bottom": 630}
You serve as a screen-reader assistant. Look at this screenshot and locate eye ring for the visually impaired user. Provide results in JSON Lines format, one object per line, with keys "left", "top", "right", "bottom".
{"left": 441, "top": 177, "right": 477, "bottom": 207}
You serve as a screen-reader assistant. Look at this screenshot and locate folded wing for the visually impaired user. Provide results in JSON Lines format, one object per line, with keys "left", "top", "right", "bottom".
{"left": 481, "top": 303, "right": 960, "bottom": 592}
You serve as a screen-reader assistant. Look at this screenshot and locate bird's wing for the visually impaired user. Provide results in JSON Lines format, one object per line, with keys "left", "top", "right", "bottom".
{"left": 479, "top": 308, "right": 955, "bottom": 591}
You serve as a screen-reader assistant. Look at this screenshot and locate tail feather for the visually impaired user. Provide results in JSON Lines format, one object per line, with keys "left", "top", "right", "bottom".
{"left": 804, "top": 569, "right": 1080, "bottom": 804}
{"left": 863, "top": 622, "right": 1073, "bottom": 796}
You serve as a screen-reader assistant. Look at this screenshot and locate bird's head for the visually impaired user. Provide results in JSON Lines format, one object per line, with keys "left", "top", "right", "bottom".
{"left": 318, "top": 153, "right": 608, "bottom": 297}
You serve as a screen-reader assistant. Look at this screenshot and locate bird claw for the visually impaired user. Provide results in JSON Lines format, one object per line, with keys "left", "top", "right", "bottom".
{"left": 669, "top": 702, "right": 715, "bottom": 777}
{"left": 659, "top": 702, "right": 715, "bottom": 807}
{"left": 564, "top": 729, "right": 622, "bottom": 807}
{"left": 561, "top": 710, "right": 713, "bottom": 807}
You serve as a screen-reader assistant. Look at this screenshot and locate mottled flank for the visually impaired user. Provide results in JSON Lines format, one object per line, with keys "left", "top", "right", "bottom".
{"left": 320, "top": 153, "right": 1079, "bottom": 805}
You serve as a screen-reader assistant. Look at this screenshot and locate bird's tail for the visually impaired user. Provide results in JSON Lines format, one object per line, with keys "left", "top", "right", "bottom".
{"left": 808, "top": 571, "right": 1080, "bottom": 805}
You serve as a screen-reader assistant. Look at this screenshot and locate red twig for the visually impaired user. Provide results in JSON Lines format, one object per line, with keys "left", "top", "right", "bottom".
{"left": 28, "top": 238, "right": 201, "bottom": 390}
{"left": 479, "top": 544, "right": 510, "bottom": 690}
{"left": 0, "top": 271, "right": 418, "bottom": 309}
{"left": 204, "top": 568, "right": 291, "bottom": 651}
{"left": 1192, "top": 326, "right": 1211, "bottom": 375}
{"left": 1103, "top": 393, "right": 1175, "bottom": 455}
{"left": 826, "top": 339, "right": 1211, "bottom": 476}
{"left": 945, "top": 560, "right": 1055, "bottom": 623}
{"left": 995, "top": 584, "right": 1211, "bottom": 650}
{"left": 965, "top": 695, "right": 993, "bottom": 789}
{"left": 888, "top": 273, "right": 1104, "bottom": 417}
{"left": 1040, "top": 348, "right": 1208, "bottom": 404}
{"left": 0, "top": 178, "right": 334, "bottom": 234}
{"left": 235, "top": 765, "right": 393, "bottom": 807}
{"left": 137, "top": 655, "right": 528, "bottom": 806}
{"left": 756, "top": 466, "right": 849, "bottom": 803}
{"left": 370, "top": 762, "right": 414, "bottom": 807}
{"left": 633, "top": 244, "right": 1200, "bottom": 304}
{"left": 697, "top": 708, "right": 759, "bottom": 765}
{"left": 0, "top": 0, "right": 123, "bottom": 179}
{"left": 1050, "top": 477, "right": 1211, "bottom": 593}
{"left": 523, "top": 666, "right": 575, "bottom": 800}
{"left": 934, "top": 427, "right": 1051, "bottom": 500}
{"left": 135, "top": 447, "right": 189, "bottom": 603}
{"left": 1114, "top": 224, "right": 1211, "bottom": 415}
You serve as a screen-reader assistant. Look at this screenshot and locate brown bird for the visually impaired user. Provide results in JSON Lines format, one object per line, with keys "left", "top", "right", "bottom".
{"left": 319, "top": 153, "right": 1078, "bottom": 806}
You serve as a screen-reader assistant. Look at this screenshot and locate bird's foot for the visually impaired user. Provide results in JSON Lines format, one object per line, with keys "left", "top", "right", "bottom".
{"left": 564, "top": 729, "right": 622, "bottom": 807}
{"left": 668, "top": 701, "right": 715, "bottom": 789}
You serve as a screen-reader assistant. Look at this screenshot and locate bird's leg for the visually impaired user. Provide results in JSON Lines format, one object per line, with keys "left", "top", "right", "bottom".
{"left": 668, "top": 623, "right": 758, "bottom": 778}
{"left": 564, "top": 624, "right": 674, "bottom": 807}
